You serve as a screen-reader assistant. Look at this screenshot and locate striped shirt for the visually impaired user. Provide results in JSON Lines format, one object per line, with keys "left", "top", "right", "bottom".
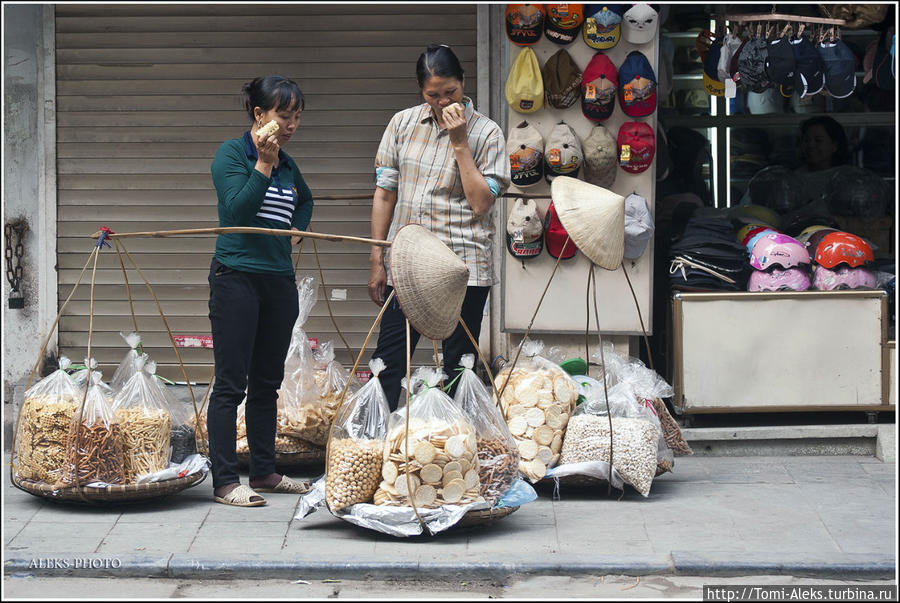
{"left": 375, "top": 97, "right": 511, "bottom": 286}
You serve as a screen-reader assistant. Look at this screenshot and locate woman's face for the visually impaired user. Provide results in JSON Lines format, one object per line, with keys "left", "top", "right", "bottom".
{"left": 254, "top": 104, "right": 302, "bottom": 146}
{"left": 800, "top": 124, "right": 838, "bottom": 169}
{"left": 421, "top": 75, "right": 464, "bottom": 119}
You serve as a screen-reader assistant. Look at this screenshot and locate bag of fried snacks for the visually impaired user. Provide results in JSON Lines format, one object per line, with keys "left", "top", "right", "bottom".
{"left": 451, "top": 354, "right": 520, "bottom": 506}
{"left": 374, "top": 368, "right": 483, "bottom": 509}
{"left": 277, "top": 276, "right": 319, "bottom": 437}
{"left": 288, "top": 341, "right": 359, "bottom": 446}
{"left": 110, "top": 331, "right": 145, "bottom": 393}
{"left": 160, "top": 376, "right": 197, "bottom": 464}
{"left": 112, "top": 355, "right": 174, "bottom": 483}
{"left": 58, "top": 371, "right": 126, "bottom": 487}
{"left": 325, "top": 358, "right": 390, "bottom": 511}
{"left": 15, "top": 356, "right": 83, "bottom": 483}
{"left": 495, "top": 339, "right": 579, "bottom": 483}
{"left": 193, "top": 378, "right": 213, "bottom": 456}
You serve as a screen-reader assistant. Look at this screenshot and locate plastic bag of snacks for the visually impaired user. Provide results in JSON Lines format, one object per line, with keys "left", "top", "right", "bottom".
{"left": 110, "top": 331, "right": 144, "bottom": 393}
{"left": 192, "top": 379, "right": 213, "bottom": 456}
{"left": 277, "top": 276, "right": 319, "bottom": 436}
{"left": 112, "top": 355, "right": 174, "bottom": 483}
{"left": 495, "top": 339, "right": 578, "bottom": 482}
{"left": 164, "top": 379, "right": 198, "bottom": 464}
{"left": 452, "top": 354, "right": 520, "bottom": 506}
{"left": 374, "top": 368, "right": 483, "bottom": 509}
{"left": 58, "top": 371, "right": 126, "bottom": 487}
{"left": 325, "top": 358, "right": 391, "bottom": 511}
{"left": 15, "top": 356, "right": 83, "bottom": 483}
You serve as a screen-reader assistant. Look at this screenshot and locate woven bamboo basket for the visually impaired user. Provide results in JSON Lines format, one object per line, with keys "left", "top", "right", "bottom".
{"left": 12, "top": 471, "right": 207, "bottom": 506}
{"left": 454, "top": 505, "right": 519, "bottom": 528}
{"left": 236, "top": 449, "right": 326, "bottom": 467}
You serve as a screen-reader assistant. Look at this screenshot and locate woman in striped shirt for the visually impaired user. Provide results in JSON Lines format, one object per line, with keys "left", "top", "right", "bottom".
{"left": 207, "top": 76, "right": 313, "bottom": 507}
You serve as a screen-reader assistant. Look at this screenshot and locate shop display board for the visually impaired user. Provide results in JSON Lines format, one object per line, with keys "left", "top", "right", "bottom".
{"left": 672, "top": 291, "right": 893, "bottom": 413}
{"left": 501, "top": 16, "right": 658, "bottom": 334}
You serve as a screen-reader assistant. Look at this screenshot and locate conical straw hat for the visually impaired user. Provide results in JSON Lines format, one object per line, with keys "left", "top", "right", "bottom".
{"left": 549, "top": 176, "right": 625, "bottom": 270}
{"left": 390, "top": 224, "right": 470, "bottom": 340}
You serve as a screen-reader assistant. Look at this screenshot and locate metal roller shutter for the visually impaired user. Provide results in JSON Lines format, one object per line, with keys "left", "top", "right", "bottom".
{"left": 55, "top": 4, "right": 479, "bottom": 382}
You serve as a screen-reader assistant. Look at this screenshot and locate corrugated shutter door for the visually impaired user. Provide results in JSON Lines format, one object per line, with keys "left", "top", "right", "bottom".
{"left": 56, "top": 4, "right": 478, "bottom": 382}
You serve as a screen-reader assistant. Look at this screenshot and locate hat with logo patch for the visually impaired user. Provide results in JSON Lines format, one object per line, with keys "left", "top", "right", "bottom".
{"left": 735, "top": 38, "right": 771, "bottom": 92}
{"left": 506, "top": 197, "right": 544, "bottom": 260}
{"left": 617, "top": 121, "right": 655, "bottom": 174}
{"left": 703, "top": 39, "right": 725, "bottom": 96}
{"left": 582, "top": 124, "right": 618, "bottom": 189}
{"left": 506, "top": 47, "right": 544, "bottom": 113}
{"left": 583, "top": 4, "right": 624, "bottom": 50}
{"left": 542, "top": 48, "right": 583, "bottom": 109}
{"left": 766, "top": 36, "right": 796, "bottom": 97}
{"left": 507, "top": 120, "right": 545, "bottom": 188}
{"left": 622, "top": 3, "right": 658, "bottom": 45}
{"left": 544, "top": 3, "right": 585, "bottom": 45}
{"left": 791, "top": 34, "right": 825, "bottom": 97}
{"left": 544, "top": 121, "right": 583, "bottom": 183}
{"left": 581, "top": 52, "right": 618, "bottom": 121}
{"left": 506, "top": 4, "right": 546, "bottom": 46}
{"left": 618, "top": 50, "right": 657, "bottom": 117}
{"left": 819, "top": 39, "right": 857, "bottom": 98}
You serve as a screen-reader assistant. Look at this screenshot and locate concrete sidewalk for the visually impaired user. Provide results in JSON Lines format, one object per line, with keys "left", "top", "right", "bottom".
{"left": 3, "top": 455, "right": 896, "bottom": 580}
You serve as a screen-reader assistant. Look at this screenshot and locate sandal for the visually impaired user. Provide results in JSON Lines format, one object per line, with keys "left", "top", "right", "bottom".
{"left": 214, "top": 484, "right": 266, "bottom": 507}
{"left": 253, "top": 476, "right": 311, "bottom": 494}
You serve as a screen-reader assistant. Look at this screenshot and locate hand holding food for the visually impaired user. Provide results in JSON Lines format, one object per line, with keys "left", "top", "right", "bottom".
{"left": 255, "top": 119, "right": 279, "bottom": 139}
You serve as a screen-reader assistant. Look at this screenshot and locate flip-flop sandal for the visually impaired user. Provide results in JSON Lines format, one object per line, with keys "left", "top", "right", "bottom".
{"left": 214, "top": 484, "right": 266, "bottom": 507}
{"left": 253, "top": 476, "right": 311, "bottom": 494}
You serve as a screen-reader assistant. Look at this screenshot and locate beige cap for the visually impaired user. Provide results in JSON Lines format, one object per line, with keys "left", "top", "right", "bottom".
{"left": 549, "top": 176, "right": 625, "bottom": 270}
{"left": 582, "top": 124, "right": 618, "bottom": 189}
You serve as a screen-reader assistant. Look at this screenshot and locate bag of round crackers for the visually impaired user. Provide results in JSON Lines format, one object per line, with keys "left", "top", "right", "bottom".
{"left": 325, "top": 358, "right": 390, "bottom": 512}
{"left": 495, "top": 339, "right": 578, "bottom": 483}
{"left": 374, "top": 368, "right": 483, "bottom": 509}
{"left": 452, "top": 354, "right": 520, "bottom": 506}
{"left": 276, "top": 276, "right": 319, "bottom": 438}
{"left": 14, "top": 356, "right": 83, "bottom": 483}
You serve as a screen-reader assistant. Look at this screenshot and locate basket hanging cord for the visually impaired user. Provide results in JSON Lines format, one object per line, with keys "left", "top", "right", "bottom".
{"left": 590, "top": 266, "right": 615, "bottom": 497}
{"left": 403, "top": 318, "right": 429, "bottom": 533}
{"left": 311, "top": 236, "right": 352, "bottom": 361}
{"left": 620, "top": 262, "right": 655, "bottom": 372}
{"left": 112, "top": 240, "right": 140, "bottom": 338}
{"left": 431, "top": 340, "right": 445, "bottom": 389}
{"left": 293, "top": 237, "right": 305, "bottom": 270}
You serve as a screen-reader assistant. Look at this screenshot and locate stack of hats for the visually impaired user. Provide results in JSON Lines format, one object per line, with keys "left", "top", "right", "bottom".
{"left": 809, "top": 231, "right": 877, "bottom": 290}
{"left": 669, "top": 209, "right": 751, "bottom": 291}
{"left": 747, "top": 232, "right": 812, "bottom": 292}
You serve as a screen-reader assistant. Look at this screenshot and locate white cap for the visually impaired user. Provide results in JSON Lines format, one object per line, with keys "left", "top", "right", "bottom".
{"left": 623, "top": 193, "right": 654, "bottom": 259}
{"left": 622, "top": 3, "right": 658, "bottom": 45}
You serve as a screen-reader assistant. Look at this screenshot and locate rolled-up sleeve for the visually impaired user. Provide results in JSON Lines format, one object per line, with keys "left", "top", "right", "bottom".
{"left": 476, "top": 128, "right": 512, "bottom": 200}
{"left": 375, "top": 113, "right": 400, "bottom": 191}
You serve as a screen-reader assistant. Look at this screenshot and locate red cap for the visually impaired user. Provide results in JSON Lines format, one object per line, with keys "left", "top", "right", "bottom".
{"left": 544, "top": 201, "right": 577, "bottom": 259}
{"left": 617, "top": 121, "right": 655, "bottom": 174}
{"left": 581, "top": 52, "right": 618, "bottom": 121}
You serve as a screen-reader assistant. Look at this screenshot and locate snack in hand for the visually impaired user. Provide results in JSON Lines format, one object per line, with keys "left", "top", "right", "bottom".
{"left": 255, "top": 119, "right": 279, "bottom": 139}
{"left": 444, "top": 102, "right": 464, "bottom": 114}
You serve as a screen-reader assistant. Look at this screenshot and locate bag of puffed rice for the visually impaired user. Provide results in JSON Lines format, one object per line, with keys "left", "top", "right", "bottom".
{"left": 452, "top": 354, "right": 520, "bottom": 506}
{"left": 14, "top": 356, "right": 83, "bottom": 483}
{"left": 325, "top": 358, "right": 390, "bottom": 511}
{"left": 374, "top": 368, "right": 483, "bottom": 509}
{"left": 495, "top": 339, "right": 578, "bottom": 482}
{"left": 277, "top": 276, "right": 319, "bottom": 438}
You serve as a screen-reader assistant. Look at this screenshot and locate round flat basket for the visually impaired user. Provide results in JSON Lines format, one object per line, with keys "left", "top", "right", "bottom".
{"left": 454, "top": 505, "right": 519, "bottom": 529}
{"left": 236, "top": 449, "right": 326, "bottom": 468}
{"left": 12, "top": 471, "right": 207, "bottom": 506}
{"left": 540, "top": 474, "right": 608, "bottom": 488}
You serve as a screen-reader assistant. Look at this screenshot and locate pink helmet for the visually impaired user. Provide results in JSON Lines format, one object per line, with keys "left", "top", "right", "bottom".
{"left": 744, "top": 228, "right": 779, "bottom": 253}
{"left": 748, "top": 267, "right": 811, "bottom": 292}
{"left": 749, "top": 233, "right": 811, "bottom": 270}
{"left": 812, "top": 265, "right": 877, "bottom": 291}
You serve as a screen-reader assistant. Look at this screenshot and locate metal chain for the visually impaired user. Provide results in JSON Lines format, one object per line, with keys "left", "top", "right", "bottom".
{"left": 5, "top": 221, "right": 27, "bottom": 292}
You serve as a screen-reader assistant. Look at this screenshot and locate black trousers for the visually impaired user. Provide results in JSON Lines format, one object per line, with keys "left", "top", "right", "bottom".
{"left": 372, "top": 285, "right": 490, "bottom": 411}
{"left": 206, "top": 258, "right": 299, "bottom": 489}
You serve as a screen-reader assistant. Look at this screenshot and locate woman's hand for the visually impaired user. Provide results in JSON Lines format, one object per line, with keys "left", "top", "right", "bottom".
{"left": 255, "top": 131, "right": 280, "bottom": 166}
{"left": 368, "top": 260, "right": 387, "bottom": 306}
{"left": 290, "top": 227, "right": 302, "bottom": 246}
{"left": 443, "top": 104, "right": 468, "bottom": 148}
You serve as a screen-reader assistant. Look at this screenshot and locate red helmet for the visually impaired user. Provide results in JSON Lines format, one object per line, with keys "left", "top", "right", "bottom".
{"left": 814, "top": 232, "right": 874, "bottom": 269}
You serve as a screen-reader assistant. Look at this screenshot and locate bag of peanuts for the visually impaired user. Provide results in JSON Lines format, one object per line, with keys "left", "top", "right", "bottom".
{"left": 374, "top": 368, "right": 484, "bottom": 509}
{"left": 58, "top": 371, "right": 126, "bottom": 487}
{"left": 495, "top": 339, "right": 579, "bottom": 483}
{"left": 451, "top": 354, "right": 520, "bottom": 506}
{"left": 110, "top": 331, "right": 145, "bottom": 393}
{"left": 112, "top": 355, "right": 174, "bottom": 483}
{"left": 325, "top": 357, "right": 390, "bottom": 512}
{"left": 277, "top": 276, "right": 319, "bottom": 437}
{"left": 14, "top": 356, "right": 83, "bottom": 483}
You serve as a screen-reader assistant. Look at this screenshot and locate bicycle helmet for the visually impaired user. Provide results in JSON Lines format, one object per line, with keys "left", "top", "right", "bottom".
{"left": 742, "top": 225, "right": 775, "bottom": 248}
{"left": 814, "top": 231, "right": 874, "bottom": 269}
{"left": 737, "top": 223, "right": 768, "bottom": 245}
{"left": 748, "top": 267, "right": 811, "bottom": 291}
{"left": 744, "top": 228, "right": 779, "bottom": 253}
{"left": 796, "top": 224, "right": 836, "bottom": 246}
{"left": 750, "top": 233, "right": 811, "bottom": 270}
{"left": 804, "top": 227, "right": 839, "bottom": 259}
{"left": 812, "top": 264, "right": 877, "bottom": 290}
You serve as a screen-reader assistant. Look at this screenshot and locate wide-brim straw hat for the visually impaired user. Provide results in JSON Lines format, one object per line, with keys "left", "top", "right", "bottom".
{"left": 549, "top": 176, "right": 626, "bottom": 270}
{"left": 390, "top": 224, "right": 470, "bottom": 340}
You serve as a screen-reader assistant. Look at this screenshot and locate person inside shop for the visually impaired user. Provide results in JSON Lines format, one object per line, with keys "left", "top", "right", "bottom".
{"left": 207, "top": 75, "right": 314, "bottom": 507}
{"left": 794, "top": 115, "right": 852, "bottom": 205}
{"left": 367, "top": 44, "right": 511, "bottom": 410}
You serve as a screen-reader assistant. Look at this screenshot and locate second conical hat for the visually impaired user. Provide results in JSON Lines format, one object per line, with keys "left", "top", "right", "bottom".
{"left": 390, "top": 224, "right": 470, "bottom": 340}
{"left": 549, "top": 176, "right": 625, "bottom": 270}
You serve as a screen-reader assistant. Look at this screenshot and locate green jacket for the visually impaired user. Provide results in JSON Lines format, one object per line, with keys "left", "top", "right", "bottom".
{"left": 210, "top": 132, "right": 313, "bottom": 275}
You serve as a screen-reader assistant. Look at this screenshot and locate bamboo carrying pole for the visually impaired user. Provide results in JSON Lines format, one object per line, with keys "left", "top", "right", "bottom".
{"left": 90, "top": 226, "right": 391, "bottom": 247}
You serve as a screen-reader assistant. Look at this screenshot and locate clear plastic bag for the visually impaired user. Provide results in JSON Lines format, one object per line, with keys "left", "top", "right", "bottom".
{"left": 277, "top": 276, "right": 319, "bottom": 438}
{"left": 286, "top": 341, "right": 357, "bottom": 446}
{"left": 375, "top": 368, "right": 483, "bottom": 509}
{"left": 495, "top": 339, "right": 579, "bottom": 482}
{"left": 452, "top": 354, "right": 520, "bottom": 506}
{"left": 15, "top": 356, "right": 83, "bottom": 483}
{"left": 326, "top": 358, "right": 391, "bottom": 511}
{"left": 58, "top": 371, "right": 126, "bottom": 487}
{"left": 110, "top": 331, "right": 144, "bottom": 393}
{"left": 163, "top": 379, "right": 198, "bottom": 464}
{"left": 112, "top": 355, "right": 174, "bottom": 483}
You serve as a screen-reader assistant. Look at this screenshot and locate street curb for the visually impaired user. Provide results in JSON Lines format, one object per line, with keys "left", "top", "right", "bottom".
{"left": 5, "top": 553, "right": 895, "bottom": 580}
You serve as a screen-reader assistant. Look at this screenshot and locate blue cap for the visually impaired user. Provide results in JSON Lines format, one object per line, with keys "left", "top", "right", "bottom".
{"left": 618, "top": 50, "right": 657, "bottom": 117}
{"left": 583, "top": 4, "right": 624, "bottom": 50}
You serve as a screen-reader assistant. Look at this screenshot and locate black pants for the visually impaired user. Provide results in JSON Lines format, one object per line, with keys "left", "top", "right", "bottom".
{"left": 372, "top": 285, "right": 490, "bottom": 411}
{"left": 207, "top": 258, "right": 299, "bottom": 489}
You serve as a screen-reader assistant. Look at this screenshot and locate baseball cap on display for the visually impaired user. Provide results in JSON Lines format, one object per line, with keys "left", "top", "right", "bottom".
{"left": 618, "top": 50, "right": 657, "bottom": 117}
{"left": 506, "top": 4, "right": 546, "bottom": 46}
{"left": 735, "top": 38, "right": 771, "bottom": 92}
{"left": 622, "top": 3, "right": 658, "bottom": 45}
{"left": 728, "top": 38, "right": 748, "bottom": 79}
{"left": 506, "top": 197, "right": 544, "bottom": 260}
{"left": 791, "top": 34, "right": 825, "bottom": 97}
{"left": 506, "top": 47, "right": 544, "bottom": 113}
{"left": 703, "top": 40, "right": 725, "bottom": 96}
{"left": 747, "top": 87, "right": 783, "bottom": 114}
{"left": 617, "top": 121, "right": 655, "bottom": 174}
{"left": 581, "top": 52, "right": 618, "bottom": 122}
{"left": 544, "top": 3, "right": 585, "bottom": 45}
{"left": 542, "top": 48, "right": 583, "bottom": 109}
{"left": 766, "top": 36, "right": 796, "bottom": 97}
{"left": 718, "top": 33, "right": 743, "bottom": 82}
{"left": 583, "top": 4, "right": 624, "bottom": 50}
{"left": 582, "top": 124, "right": 618, "bottom": 189}
{"left": 507, "top": 120, "right": 544, "bottom": 188}
{"left": 819, "top": 39, "right": 857, "bottom": 98}
{"left": 623, "top": 192, "right": 654, "bottom": 259}
{"left": 544, "top": 122, "right": 583, "bottom": 183}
